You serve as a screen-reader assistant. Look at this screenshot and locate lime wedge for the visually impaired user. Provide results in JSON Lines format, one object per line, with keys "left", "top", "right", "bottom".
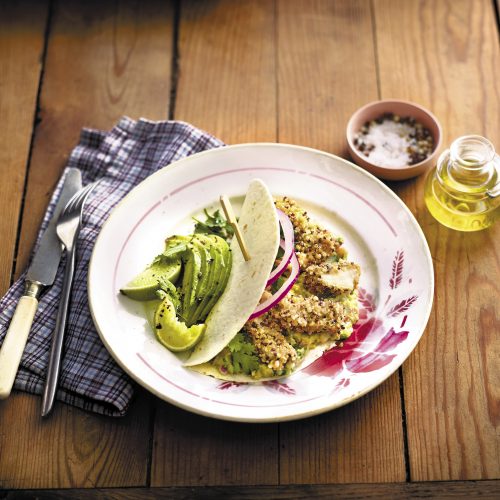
{"left": 154, "top": 297, "right": 205, "bottom": 352}
{"left": 120, "top": 260, "right": 181, "bottom": 301}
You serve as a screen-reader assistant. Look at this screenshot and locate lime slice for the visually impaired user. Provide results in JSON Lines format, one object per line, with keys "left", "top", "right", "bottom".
{"left": 120, "top": 260, "right": 181, "bottom": 301}
{"left": 154, "top": 297, "right": 205, "bottom": 352}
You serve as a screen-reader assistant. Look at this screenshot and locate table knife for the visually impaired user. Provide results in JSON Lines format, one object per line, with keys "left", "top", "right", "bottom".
{"left": 0, "top": 168, "right": 82, "bottom": 399}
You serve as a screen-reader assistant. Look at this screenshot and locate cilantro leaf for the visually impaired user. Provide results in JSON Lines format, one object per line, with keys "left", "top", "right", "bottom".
{"left": 193, "top": 209, "right": 234, "bottom": 241}
{"left": 227, "top": 333, "right": 260, "bottom": 374}
{"left": 232, "top": 351, "right": 260, "bottom": 374}
{"left": 152, "top": 243, "right": 188, "bottom": 266}
{"left": 228, "top": 332, "right": 247, "bottom": 353}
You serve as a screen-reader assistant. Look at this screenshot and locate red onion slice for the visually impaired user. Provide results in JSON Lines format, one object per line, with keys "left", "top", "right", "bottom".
{"left": 267, "top": 209, "right": 295, "bottom": 286}
{"left": 249, "top": 250, "right": 300, "bottom": 321}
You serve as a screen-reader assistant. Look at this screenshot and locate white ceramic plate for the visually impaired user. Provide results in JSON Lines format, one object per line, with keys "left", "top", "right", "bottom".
{"left": 88, "top": 143, "right": 433, "bottom": 422}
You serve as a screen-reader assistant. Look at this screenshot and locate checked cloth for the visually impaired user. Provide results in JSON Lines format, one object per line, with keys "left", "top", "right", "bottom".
{"left": 0, "top": 117, "right": 223, "bottom": 416}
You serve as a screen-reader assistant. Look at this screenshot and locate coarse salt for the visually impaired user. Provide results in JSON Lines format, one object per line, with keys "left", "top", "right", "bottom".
{"left": 362, "top": 121, "right": 414, "bottom": 167}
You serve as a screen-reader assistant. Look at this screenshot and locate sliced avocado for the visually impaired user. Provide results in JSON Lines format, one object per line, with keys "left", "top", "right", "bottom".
{"left": 183, "top": 235, "right": 226, "bottom": 324}
{"left": 190, "top": 234, "right": 221, "bottom": 322}
{"left": 163, "top": 235, "right": 193, "bottom": 316}
{"left": 198, "top": 235, "right": 232, "bottom": 320}
{"left": 163, "top": 234, "right": 219, "bottom": 325}
{"left": 200, "top": 235, "right": 227, "bottom": 318}
{"left": 191, "top": 237, "right": 211, "bottom": 314}
{"left": 164, "top": 235, "right": 190, "bottom": 254}
{"left": 180, "top": 242, "right": 201, "bottom": 321}
{"left": 162, "top": 242, "right": 187, "bottom": 259}
{"left": 154, "top": 296, "right": 205, "bottom": 352}
{"left": 120, "top": 259, "right": 182, "bottom": 301}
{"left": 120, "top": 235, "right": 190, "bottom": 302}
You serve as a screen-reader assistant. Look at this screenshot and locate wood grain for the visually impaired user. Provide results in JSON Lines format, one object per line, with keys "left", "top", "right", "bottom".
{"left": 4, "top": 481, "right": 500, "bottom": 499}
{"left": 0, "top": 0, "right": 175, "bottom": 488}
{"left": 0, "top": 0, "right": 49, "bottom": 294}
{"left": 14, "top": 0, "right": 175, "bottom": 277}
{"left": 152, "top": 404, "right": 279, "bottom": 486}
{"left": 373, "top": 0, "right": 500, "bottom": 480}
{"left": 151, "top": 0, "right": 279, "bottom": 487}
{"left": 1, "top": 0, "right": 499, "bottom": 490}
{"left": 0, "top": 391, "right": 152, "bottom": 489}
{"left": 277, "top": 0, "right": 406, "bottom": 483}
{"left": 173, "top": 0, "right": 277, "bottom": 143}
{"left": 280, "top": 374, "right": 405, "bottom": 484}
{"left": 277, "top": 0, "right": 379, "bottom": 155}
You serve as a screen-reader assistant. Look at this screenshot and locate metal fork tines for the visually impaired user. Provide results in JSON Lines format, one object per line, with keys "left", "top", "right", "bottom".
{"left": 41, "top": 182, "right": 98, "bottom": 417}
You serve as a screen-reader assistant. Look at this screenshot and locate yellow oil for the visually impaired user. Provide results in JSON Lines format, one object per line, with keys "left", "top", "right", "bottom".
{"left": 424, "top": 136, "right": 500, "bottom": 231}
{"left": 424, "top": 165, "right": 499, "bottom": 231}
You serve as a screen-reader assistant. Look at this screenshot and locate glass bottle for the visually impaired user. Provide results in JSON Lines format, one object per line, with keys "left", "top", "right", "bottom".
{"left": 424, "top": 135, "right": 499, "bottom": 231}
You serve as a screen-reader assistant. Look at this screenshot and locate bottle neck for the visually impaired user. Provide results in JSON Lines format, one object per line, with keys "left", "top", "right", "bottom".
{"left": 447, "top": 135, "right": 495, "bottom": 187}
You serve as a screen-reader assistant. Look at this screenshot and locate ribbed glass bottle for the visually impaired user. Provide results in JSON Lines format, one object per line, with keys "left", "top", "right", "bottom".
{"left": 424, "top": 135, "right": 499, "bottom": 231}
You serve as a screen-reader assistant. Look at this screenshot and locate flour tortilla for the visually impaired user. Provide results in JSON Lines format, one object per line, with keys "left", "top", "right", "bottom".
{"left": 188, "top": 342, "right": 337, "bottom": 382}
{"left": 184, "top": 179, "right": 280, "bottom": 367}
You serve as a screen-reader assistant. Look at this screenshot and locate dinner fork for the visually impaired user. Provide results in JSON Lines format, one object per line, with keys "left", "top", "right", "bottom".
{"left": 41, "top": 182, "right": 98, "bottom": 417}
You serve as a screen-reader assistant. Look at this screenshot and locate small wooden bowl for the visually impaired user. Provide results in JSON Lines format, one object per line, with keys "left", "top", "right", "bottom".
{"left": 346, "top": 99, "right": 442, "bottom": 181}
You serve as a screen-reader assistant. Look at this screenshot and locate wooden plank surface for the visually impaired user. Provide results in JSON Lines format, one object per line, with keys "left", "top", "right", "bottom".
{"left": 151, "top": 0, "right": 279, "bottom": 486}
{"left": 373, "top": 0, "right": 500, "bottom": 481}
{"left": 0, "top": 0, "right": 49, "bottom": 295}
{"left": 4, "top": 481, "right": 500, "bottom": 499}
{"left": 173, "top": 0, "right": 277, "bottom": 142}
{"left": 277, "top": 0, "right": 379, "bottom": 154}
{"left": 152, "top": 405, "right": 279, "bottom": 486}
{"left": 277, "top": 0, "right": 406, "bottom": 484}
{"left": 14, "top": 0, "right": 175, "bottom": 276}
{"left": 0, "top": 0, "right": 175, "bottom": 488}
{"left": 0, "top": 392, "right": 153, "bottom": 489}
{"left": 1, "top": 0, "right": 499, "bottom": 490}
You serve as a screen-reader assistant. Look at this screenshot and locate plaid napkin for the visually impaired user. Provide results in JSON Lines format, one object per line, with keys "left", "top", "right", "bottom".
{"left": 0, "top": 117, "right": 223, "bottom": 416}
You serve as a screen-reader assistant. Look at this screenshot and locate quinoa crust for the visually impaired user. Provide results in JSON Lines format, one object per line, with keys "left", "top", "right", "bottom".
{"left": 275, "top": 197, "right": 344, "bottom": 267}
{"left": 245, "top": 322, "right": 297, "bottom": 371}
{"left": 214, "top": 196, "right": 361, "bottom": 378}
{"left": 260, "top": 293, "right": 358, "bottom": 337}
{"left": 303, "top": 261, "right": 361, "bottom": 296}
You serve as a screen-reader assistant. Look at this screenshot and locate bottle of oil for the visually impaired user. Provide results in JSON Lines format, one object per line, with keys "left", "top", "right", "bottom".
{"left": 424, "top": 135, "right": 499, "bottom": 231}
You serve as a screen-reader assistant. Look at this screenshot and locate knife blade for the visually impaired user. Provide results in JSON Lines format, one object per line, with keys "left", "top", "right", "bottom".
{"left": 0, "top": 168, "right": 82, "bottom": 399}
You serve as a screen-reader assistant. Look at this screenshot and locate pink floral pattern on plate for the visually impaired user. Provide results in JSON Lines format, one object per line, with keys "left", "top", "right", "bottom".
{"left": 305, "top": 249, "right": 418, "bottom": 394}
{"left": 216, "top": 250, "right": 419, "bottom": 395}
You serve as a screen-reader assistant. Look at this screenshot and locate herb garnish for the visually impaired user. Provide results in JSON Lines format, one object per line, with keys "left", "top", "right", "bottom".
{"left": 193, "top": 209, "right": 234, "bottom": 241}
{"left": 227, "top": 332, "right": 260, "bottom": 374}
{"left": 152, "top": 242, "right": 187, "bottom": 266}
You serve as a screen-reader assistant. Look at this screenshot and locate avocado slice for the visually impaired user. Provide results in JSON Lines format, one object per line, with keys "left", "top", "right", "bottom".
{"left": 163, "top": 234, "right": 222, "bottom": 325}
{"left": 183, "top": 234, "right": 224, "bottom": 325}
{"left": 189, "top": 234, "right": 221, "bottom": 322}
{"left": 164, "top": 235, "right": 190, "bottom": 255}
{"left": 120, "top": 235, "right": 188, "bottom": 301}
{"left": 180, "top": 241, "right": 201, "bottom": 322}
{"left": 188, "top": 236, "right": 212, "bottom": 320}
{"left": 162, "top": 242, "right": 187, "bottom": 259}
{"left": 162, "top": 235, "right": 193, "bottom": 316}
{"left": 197, "top": 235, "right": 232, "bottom": 320}
{"left": 120, "top": 259, "right": 182, "bottom": 301}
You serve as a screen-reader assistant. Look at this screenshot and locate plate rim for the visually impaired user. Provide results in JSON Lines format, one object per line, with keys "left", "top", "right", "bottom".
{"left": 88, "top": 142, "right": 434, "bottom": 422}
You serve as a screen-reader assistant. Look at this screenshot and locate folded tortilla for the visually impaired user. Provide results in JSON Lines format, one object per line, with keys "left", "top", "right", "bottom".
{"left": 184, "top": 179, "right": 280, "bottom": 367}
{"left": 188, "top": 342, "right": 337, "bottom": 382}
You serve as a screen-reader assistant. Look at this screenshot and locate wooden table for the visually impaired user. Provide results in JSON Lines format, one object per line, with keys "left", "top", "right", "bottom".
{"left": 1, "top": 1, "right": 499, "bottom": 497}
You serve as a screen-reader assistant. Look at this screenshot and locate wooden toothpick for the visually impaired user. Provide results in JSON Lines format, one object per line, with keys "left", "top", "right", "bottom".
{"left": 220, "top": 195, "right": 251, "bottom": 261}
